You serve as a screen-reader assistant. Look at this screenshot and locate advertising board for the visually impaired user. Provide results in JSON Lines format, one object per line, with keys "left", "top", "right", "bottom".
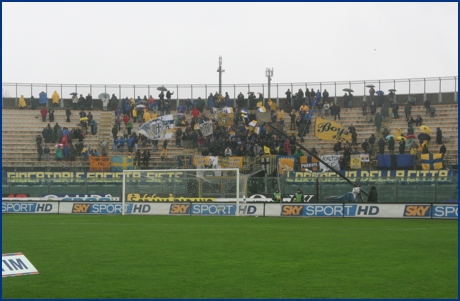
{"left": 431, "top": 205, "right": 458, "bottom": 219}
{"left": 2, "top": 202, "right": 58, "bottom": 213}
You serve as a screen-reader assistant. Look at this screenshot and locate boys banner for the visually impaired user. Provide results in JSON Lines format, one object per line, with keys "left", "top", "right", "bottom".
{"left": 277, "top": 156, "right": 296, "bottom": 175}
{"left": 319, "top": 155, "right": 341, "bottom": 171}
{"left": 300, "top": 156, "right": 319, "bottom": 171}
{"left": 138, "top": 114, "right": 174, "bottom": 140}
{"left": 314, "top": 117, "right": 351, "bottom": 142}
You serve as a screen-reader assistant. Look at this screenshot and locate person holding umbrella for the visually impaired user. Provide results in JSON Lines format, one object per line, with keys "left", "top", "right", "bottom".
{"left": 368, "top": 85, "right": 376, "bottom": 101}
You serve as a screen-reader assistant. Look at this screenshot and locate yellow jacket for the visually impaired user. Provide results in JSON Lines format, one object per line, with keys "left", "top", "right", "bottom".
{"left": 132, "top": 109, "right": 137, "bottom": 118}
{"left": 300, "top": 105, "right": 309, "bottom": 112}
{"left": 143, "top": 112, "right": 150, "bottom": 122}
{"left": 18, "top": 95, "right": 27, "bottom": 108}
{"left": 52, "top": 91, "right": 60, "bottom": 104}
{"left": 150, "top": 112, "right": 158, "bottom": 119}
{"left": 277, "top": 110, "right": 284, "bottom": 121}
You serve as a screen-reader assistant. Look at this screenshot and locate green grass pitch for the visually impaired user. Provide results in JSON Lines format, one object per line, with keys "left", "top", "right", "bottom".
{"left": 2, "top": 214, "right": 458, "bottom": 299}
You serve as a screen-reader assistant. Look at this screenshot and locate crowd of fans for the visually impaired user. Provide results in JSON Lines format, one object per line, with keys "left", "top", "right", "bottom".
{"left": 28, "top": 87, "right": 448, "bottom": 170}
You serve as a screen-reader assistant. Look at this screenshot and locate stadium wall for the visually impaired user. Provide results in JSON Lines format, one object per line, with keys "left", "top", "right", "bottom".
{"left": 2, "top": 201, "right": 457, "bottom": 219}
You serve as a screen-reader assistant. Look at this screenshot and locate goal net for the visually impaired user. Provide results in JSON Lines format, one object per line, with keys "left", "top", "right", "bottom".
{"left": 122, "top": 168, "right": 248, "bottom": 216}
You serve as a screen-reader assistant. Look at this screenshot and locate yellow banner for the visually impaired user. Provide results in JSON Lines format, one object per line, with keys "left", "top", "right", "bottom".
{"left": 219, "top": 156, "right": 243, "bottom": 170}
{"left": 314, "top": 117, "right": 352, "bottom": 142}
{"left": 350, "top": 155, "right": 362, "bottom": 169}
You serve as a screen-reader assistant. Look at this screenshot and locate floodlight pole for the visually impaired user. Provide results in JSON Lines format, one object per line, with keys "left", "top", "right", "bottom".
{"left": 217, "top": 56, "right": 225, "bottom": 95}
{"left": 266, "top": 68, "right": 273, "bottom": 98}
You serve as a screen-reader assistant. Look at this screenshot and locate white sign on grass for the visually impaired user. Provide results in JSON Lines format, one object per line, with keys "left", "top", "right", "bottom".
{"left": 2, "top": 253, "right": 39, "bottom": 277}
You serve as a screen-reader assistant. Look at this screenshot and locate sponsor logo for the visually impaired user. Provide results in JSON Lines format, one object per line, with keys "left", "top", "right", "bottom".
{"left": 2, "top": 194, "right": 30, "bottom": 198}
{"left": 43, "top": 194, "right": 119, "bottom": 201}
{"left": 128, "top": 204, "right": 151, "bottom": 214}
{"left": 127, "top": 194, "right": 214, "bottom": 202}
{"left": 72, "top": 203, "right": 124, "bottom": 214}
{"left": 191, "top": 204, "right": 236, "bottom": 215}
{"left": 432, "top": 205, "right": 458, "bottom": 218}
{"left": 72, "top": 203, "right": 90, "bottom": 213}
{"left": 239, "top": 205, "right": 258, "bottom": 215}
{"left": 2, "top": 202, "right": 36, "bottom": 213}
{"left": 345, "top": 205, "right": 380, "bottom": 216}
{"left": 305, "top": 205, "right": 343, "bottom": 216}
{"left": 281, "top": 205, "right": 304, "bottom": 216}
{"left": 169, "top": 204, "right": 191, "bottom": 214}
{"left": 247, "top": 194, "right": 315, "bottom": 203}
{"left": 404, "top": 205, "right": 431, "bottom": 217}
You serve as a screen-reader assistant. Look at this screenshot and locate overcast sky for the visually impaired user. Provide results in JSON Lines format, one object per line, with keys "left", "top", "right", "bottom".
{"left": 2, "top": 2, "right": 458, "bottom": 97}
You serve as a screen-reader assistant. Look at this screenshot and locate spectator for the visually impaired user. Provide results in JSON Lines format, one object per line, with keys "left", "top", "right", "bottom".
{"left": 18, "top": 95, "right": 27, "bottom": 109}
{"left": 392, "top": 103, "right": 399, "bottom": 119}
{"left": 369, "top": 100, "right": 377, "bottom": 116}
{"left": 415, "top": 115, "right": 423, "bottom": 127}
{"left": 430, "top": 106, "right": 436, "bottom": 118}
{"left": 436, "top": 128, "right": 442, "bottom": 144}
{"left": 361, "top": 98, "right": 367, "bottom": 116}
{"left": 378, "top": 138, "right": 386, "bottom": 155}
{"left": 52, "top": 90, "right": 60, "bottom": 107}
{"left": 440, "top": 144, "right": 446, "bottom": 158}
{"left": 333, "top": 141, "right": 342, "bottom": 155}
{"left": 399, "top": 139, "right": 406, "bottom": 154}
{"left": 37, "top": 144, "right": 43, "bottom": 161}
{"left": 388, "top": 137, "right": 395, "bottom": 155}
{"left": 343, "top": 93, "right": 349, "bottom": 109}
{"left": 323, "top": 102, "right": 330, "bottom": 117}
{"left": 367, "top": 186, "right": 378, "bottom": 202}
{"left": 404, "top": 102, "right": 412, "bottom": 119}
{"left": 44, "top": 145, "right": 50, "bottom": 161}
{"left": 368, "top": 134, "right": 376, "bottom": 155}
{"left": 40, "top": 106, "right": 47, "bottom": 122}
{"left": 424, "top": 98, "right": 431, "bottom": 116}
{"left": 380, "top": 105, "right": 389, "bottom": 122}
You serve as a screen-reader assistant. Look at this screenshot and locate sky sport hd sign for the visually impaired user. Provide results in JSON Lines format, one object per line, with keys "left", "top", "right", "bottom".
{"left": 2, "top": 253, "right": 39, "bottom": 278}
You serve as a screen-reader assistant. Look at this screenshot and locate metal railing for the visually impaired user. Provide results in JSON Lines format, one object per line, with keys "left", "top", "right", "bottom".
{"left": 2, "top": 76, "right": 458, "bottom": 106}
{"left": 2, "top": 176, "right": 457, "bottom": 203}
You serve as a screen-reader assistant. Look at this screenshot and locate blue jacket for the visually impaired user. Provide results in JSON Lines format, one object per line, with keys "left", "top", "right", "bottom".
{"left": 119, "top": 138, "right": 125, "bottom": 146}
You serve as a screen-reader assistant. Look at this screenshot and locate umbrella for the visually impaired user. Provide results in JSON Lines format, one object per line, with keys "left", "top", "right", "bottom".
{"left": 70, "top": 92, "right": 78, "bottom": 96}
{"left": 157, "top": 86, "right": 168, "bottom": 92}
{"left": 136, "top": 104, "right": 146, "bottom": 109}
{"left": 76, "top": 123, "right": 85, "bottom": 127}
{"left": 405, "top": 134, "right": 416, "bottom": 139}
{"left": 98, "top": 93, "right": 110, "bottom": 100}
{"left": 388, "top": 89, "right": 397, "bottom": 92}
{"left": 80, "top": 117, "right": 89, "bottom": 121}
{"left": 247, "top": 92, "right": 255, "bottom": 95}
{"left": 396, "top": 136, "right": 406, "bottom": 141}
{"left": 257, "top": 92, "right": 263, "bottom": 95}
{"left": 342, "top": 88, "right": 354, "bottom": 93}
{"left": 419, "top": 125, "right": 430, "bottom": 134}
{"left": 386, "top": 134, "right": 394, "bottom": 140}
{"left": 55, "top": 144, "right": 63, "bottom": 147}
{"left": 376, "top": 90, "right": 384, "bottom": 96}
{"left": 418, "top": 133, "right": 431, "bottom": 141}
{"left": 366, "top": 84, "right": 375, "bottom": 88}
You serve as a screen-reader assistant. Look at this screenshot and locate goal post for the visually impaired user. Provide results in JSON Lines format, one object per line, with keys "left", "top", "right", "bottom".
{"left": 122, "top": 168, "right": 246, "bottom": 216}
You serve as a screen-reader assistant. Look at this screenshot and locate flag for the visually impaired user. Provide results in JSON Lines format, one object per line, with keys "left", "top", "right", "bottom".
{"left": 360, "top": 154, "right": 370, "bottom": 162}
{"left": 241, "top": 108, "right": 248, "bottom": 115}
{"left": 260, "top": 155, "right": 276, "bottom": 175}
{"left": 254, "top": 126, "right": 261, "bottom": 135}
{"left": 350, "top": 155, "right": 362, "bottom": 169}
{"left": 421, "top": 153, "right": 443, "bottom": 170}
{"left": 277, "top": 156, "right": 296, "bottom": 175}
{"left": 300, "top": 156, "right": 319, "bottom": 171}
{"left": 111, "top": 156, "right": 133, "bottom": 171}
{"left": 138, "top": 114, "right": 174, "bottom": 140}
{"left": 258, "top": 106, "right": 266, "bottom": 113}
{"left": 198, "top": 120, "right": 213, "bottom": 137}
{"left": 314, "top": 117, "right": 352, "bottom": 142}
{"left": 177, "top": 155, "right": 193, "bottom": 169}
{"left": 319, "top": 155, "right": 341, "bottom": 171}
{"left": 225, "top": 107, "right": 233, "bottom": 114}
{"left": 255, "top": 111, "right": 271, "bottom": 123}
{"left": 249, "top": 120, "right": 257, "bottom": 127}
{"left": 219, "top": 156, "right": 243, "bottom": 170}
{"left": 264, "top": 146, "right": 271, "bottom": 154}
